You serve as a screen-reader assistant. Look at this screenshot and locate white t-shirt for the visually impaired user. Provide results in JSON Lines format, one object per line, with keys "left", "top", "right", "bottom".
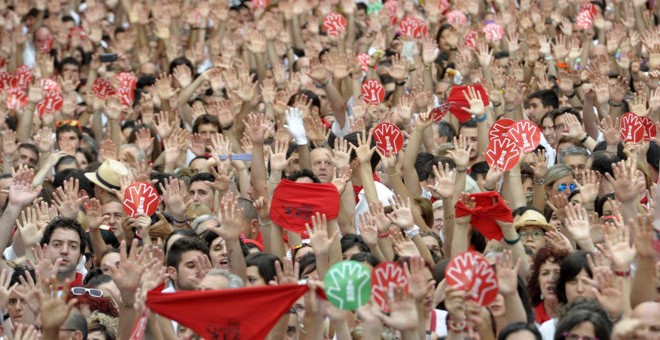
{"left": 539, "top": 317, "right": 556, "bottom": 340}
{"left": 354, "top": 181, "right": 395, "bottom": 229}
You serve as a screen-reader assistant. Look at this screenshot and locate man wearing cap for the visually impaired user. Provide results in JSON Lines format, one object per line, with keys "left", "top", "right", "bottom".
{"left": 85, "top": 159, "right": 131, "bottom": 204}
{"left": 513, "top": 209, "right": 556, "bottom": 257}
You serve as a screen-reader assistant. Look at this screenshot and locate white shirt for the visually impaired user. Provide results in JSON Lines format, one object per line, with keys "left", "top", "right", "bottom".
{"left": 354, "top": 181, "right": 395, "bottom": 229}
{"left": 539, "top": 318, "right": 556, "bottom": 340}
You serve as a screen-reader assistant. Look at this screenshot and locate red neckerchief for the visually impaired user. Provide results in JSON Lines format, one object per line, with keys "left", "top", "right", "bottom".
{"left": 534, "top": 303, "right": 551, "bottom": 324}
{"left": 353, "top": 173, "right": 381, "bottom": 203}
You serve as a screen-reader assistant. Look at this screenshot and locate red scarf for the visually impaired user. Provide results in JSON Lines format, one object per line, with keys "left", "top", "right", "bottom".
{"left": 455, "top": 192, "right": 513, "bottom": 241}
{"left": 147, "top": 284, "right": 310, "bottom": 340}
{"left": 270, "top": 180, "right": 340, "bottom": 234}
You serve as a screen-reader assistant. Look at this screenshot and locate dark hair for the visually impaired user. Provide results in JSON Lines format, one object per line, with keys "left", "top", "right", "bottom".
{"left": 554, "top": 309, "right": 610, "bottom": 340}
{"left": 298, "top": 252, "right": 317, "bottom": 279}
{"left": 528, "top": 248, "right": 570, "bottom": 306}
{"left": 18, "top": 143, "right": 39, "bottom": 162}
{"left": 62, "top": 309, "right": 88, "bottom": 339}
{"left": 245, "top": 253, "right": 280, "bottom": 284}
{"left": 58, "top": 57, "right": 81, "bottom": 72}
{"left": 192, "top": 114, "right": 221, "bottom": 134}
{"left": 55, "top": 154, "right": 78, "bottom": 171}
{"left": 163, "top": 229, "right": 197, "bottom": 254}
{"left": 168, "top": 57, "right": 194, "bottom": 75}
{"left": 414, "top": 152, "right": 436, "bottom": 181}
{"left": 137, "top": 75, "right": 157, "bottom": 88}
{"left": 350, "top": 252, "right": 381, "bottom": 267}
{"left": 589, "top": 151, "right": 621, "bottom": 178}
{"left": 10, "top": 267, "right": 36, "bottom": 287}
{"left": 528, "top": 89, "right": 559, "bottom": 109}
{"left": 595, "top": 193, "right": 616, "bottom": 217}
{"left": 413, "top": 198, "right": 434, "bottom": 229}
{"left": 190, "top": 172, "right": 215, "bottom": 186}
{"left": 459, "top": 118, "right": 478, "bottom": 132}
{"left": 56, "top": 124, "right": 83, "bottom": 141}
{"left": 287, "top": 169, "right": 321, "bottom": 183}
{"left": 556, "top": 251, "right": 592, "bottom": 304}
{"left": 288, "top": 90, "right": 321, "bottom": 113}
{"left": 166, "top": 237, "right": 210, "bottom": 268}
{"left": 470, "top": 161, "right": 490, "bottom": 180}
{"left": 647, "top": 141, "right": 660, "bottom": 171}
{"left": 40, "top": 217, "right": 87, "bottom": 254}
{"left": 83, "top": 270, "right": 113, "bottom": 287}
{"left": 340, "top": 234, "right": 369, "bottom": 254}
{"left": 437, "top": 121, "right": 455, "bottom": 141}
{"left": 552, "top": 107, "right": 583, "bottom": 125}
{"left": 53, "top": 169, "right": 95, "bottom": 199}
{"left": 340, "top": 131, "right": 381, "bottom": 171}
{"left": 498, "top": 322, "right": 541, "bottom": 340}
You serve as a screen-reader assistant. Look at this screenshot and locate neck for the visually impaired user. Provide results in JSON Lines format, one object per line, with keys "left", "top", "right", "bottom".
{"left": 544, "top": 298, "right": 559, "bottom": 318}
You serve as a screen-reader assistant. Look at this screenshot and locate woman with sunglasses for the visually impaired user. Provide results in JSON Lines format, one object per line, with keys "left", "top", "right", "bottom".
{"left": 68, "top": 287, "right": 119, "bottom": 318}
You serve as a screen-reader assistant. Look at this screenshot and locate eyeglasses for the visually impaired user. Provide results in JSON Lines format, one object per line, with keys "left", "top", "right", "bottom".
{"left": 520, "top": 230, "right": 544, "bottom": 240}
{"left": 71, "top": 287, "right": 103, "bottom": 298}
{"left": 562, "top": 332, "right": 598, "bottom": 340}
{"left": 557, "top": 183, "right": 577, "bottom": 193}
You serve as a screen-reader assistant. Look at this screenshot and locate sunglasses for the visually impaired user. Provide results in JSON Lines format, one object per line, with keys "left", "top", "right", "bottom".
{"left": 56, "top": 120, "right": 82, "bottom": 131}
{"left": 557, "top": 183, "right": 577, "bottom": 193}
{"left": 71, "top": 287, "right": 103, "bottom": 298}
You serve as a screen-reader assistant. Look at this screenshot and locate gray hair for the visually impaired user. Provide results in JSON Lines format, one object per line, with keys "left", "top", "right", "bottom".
{"left": 191, "top": 215, "right": 218, "bottom": 234}
{"left": 63, "top": 308, "right": 88, "bottom": 339}
{"left": 206, "top": 269, "right": 244, "bottom": 288}
{"left": 558, "top": 146, "right": 590, "bottom": 164}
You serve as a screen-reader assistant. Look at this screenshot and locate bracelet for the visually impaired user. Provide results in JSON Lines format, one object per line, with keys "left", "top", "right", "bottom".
{"left": 608, "top": 100, "right": 623, "bottom": 107}
{"left": 378, "top": 230, "right": 392, "bottom": 238}
{"left": 614, "top": 270, "right": 630, "bottom": 277}
{"left": 579, "top": 134, "right": 589, "bottom": 144}
{"left": 455, "top": 168, "right": 467, "bottom": 173}
{"left": 446, "top": 314, "right": 467, "bottom": 333}
{"left": 404, "top": 225, "right": 420, "bottom": 239}
{"left": 503, "top": 234, "right": 521, "bottom": 245}
{"left": 171, "top": 215, "right": 188, "bottom": 224}
{"left": 474, "top": 114, "right": 488, "bottom": 123}
{"left": 533, "top": 178, "right": 546, "bottom": 185}
{"left": 483, "top": 185, "right": 496, "bottom": 191}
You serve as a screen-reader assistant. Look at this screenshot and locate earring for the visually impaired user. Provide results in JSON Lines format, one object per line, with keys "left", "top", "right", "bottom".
{"left": 540, "top": 294, "right": 544, "bottom": 300}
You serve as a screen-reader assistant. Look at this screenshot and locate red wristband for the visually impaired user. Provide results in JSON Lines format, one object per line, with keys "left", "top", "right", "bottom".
{"left": 378, "top": 230, "right": 392, "bottom": 239}
{"left": 614, "top": 270, "right": 630, "bottom": 277}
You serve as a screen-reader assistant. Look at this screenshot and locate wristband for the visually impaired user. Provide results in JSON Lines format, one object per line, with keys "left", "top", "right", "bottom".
{"left": 404, "top": 225, "right": 420, "bottom": 239}
{"left": 455, "top": 168, "right": 467, "bottom": 173}
{"left": 579, "top": 134, "right": 589, "bottom": 144}
{"left": 614, "top": 270, "right": 630, "bottom": 277}
{"left": 474, "top": 114, "right": 488, "bottom": 123}
{"left": 608, "top": 100, "right": 623, "bottom": 107}
{"left": 533, "top": 178, "right": 546, "bottom": 185}
{"left": 446, "top": 314, "right": 467, "bottom": 333}
{"left": 503, "top": 234, "right": 521, "bottom": 245}
{"left": 378, "top": 230, "right": 392, "bottom": 239}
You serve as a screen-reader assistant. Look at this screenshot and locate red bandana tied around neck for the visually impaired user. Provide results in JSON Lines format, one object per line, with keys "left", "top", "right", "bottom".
{"left": 147, "top": 284, "right": 310, "bottom": 340}
{"left": 455, "top": 191, "right": 513, "bottom": 240}
{"left": 270, "top": 179, "right": 340, "bottom": 234}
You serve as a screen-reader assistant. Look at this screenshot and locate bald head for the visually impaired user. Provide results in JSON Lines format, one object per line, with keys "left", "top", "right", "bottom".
{"left": 632, "top": 302, "right": 660, "bottom": 338}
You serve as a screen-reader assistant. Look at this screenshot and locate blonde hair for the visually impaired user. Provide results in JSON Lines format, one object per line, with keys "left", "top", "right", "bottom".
{"left": 544, "top": 164, "right": 574, "bottom": 189}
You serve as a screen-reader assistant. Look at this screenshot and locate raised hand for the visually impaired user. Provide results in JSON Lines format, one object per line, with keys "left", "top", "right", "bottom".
{"left": 284, "top": 107, "right": 308, "bottom": 146}
{"left": 387, "top": 195, "right": 414, "bottom": 230}
{"left": 159, "top": 178, "right": 189, "bottom": 221}
{"left": 155, "top": 73, "right": 178, "bottom": 101}
{"left": 16, "top": 207, "right": 45, "bottom": 248}
{"left": 349, "top": 129, "right": 376, "bottom": 165}
{"left": 564, "top": 203, "right": 592, "bottom": 243}
{"left": 53, "top": 178, "right": 84, "bottom": 220}
{"left": 390, "top": 230, "right": 419, "bottom": 257}
{"left": 605, "top": 159, "right": 646, "bottom": 204}
{"left": 333, "top": 138, "right": 351, "bottom": 169}
{"left": 586, "top": 268, "right": 624, "bottom": 320}
{"left": 0, "top": 269, "right": 16, "bottom": 311}
{"left": 597, "top": 219, "right": 636, "bottom": 271}
{"left": 274, "top": 258, "right": 299, "bottom": 285}
{"left": 2, "top": 129, "right": 17, "bottom": 155}
{"left": 369, "top": 202, "right": 393, "bottom": 234}
{"left": 447, "top": 135, "right": 472, "bottom": 170}
{"left": 375, "top": 286, "right": 419, "bottom": 332}
{"left": 269, "top": 139, "right": 290, "bottom": 173}
{"left": 212, "top": 192, "right": 244, "bottom": 241}
{"left": 405, "top": 256, "right": 434, "bottom": 302}
{"left": 357, "top": 212, "right": 378, "bottom": 248}
{"left": 243, "top": 113, "right": 271, "bottom": 145}
{"left": 306, "top": 212, "right": 337, "bottom": 255}
{"left": 9, "top": 168, "right": 42, "bottom": 208}
{"left": 575, "top": 170, "right": 600, "bottom": 204}
{"left": 428, "top": 162, "right": 456, "bottom": 199}
{"left": 495, "top": 249, "right": 522, "bottom": 296}
{"left": 110, "top": 239, "right": 158, "bottom": 307}
{"left": 39, "top": 277, "right": 78, "bottom": 331}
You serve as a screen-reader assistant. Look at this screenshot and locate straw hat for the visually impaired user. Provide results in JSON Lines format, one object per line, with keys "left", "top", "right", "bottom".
{"left": 513, "top": 210, "right": 556, "bottom": 232}
{"left": 84, "top": 159, "right": 130, "bottom": 192}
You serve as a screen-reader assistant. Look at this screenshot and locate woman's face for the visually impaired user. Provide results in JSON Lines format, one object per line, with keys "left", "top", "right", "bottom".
{"left": 636, "top": 170, "right": 648, "bottom": 190}
{"left": 488, "top": 293, "right": 506, "bottom": 318}
{"left": 342, "top": 245, "right": 362, "bottom": 260}
{"left": 547, "top": 175, "right": 575, "bottom": 197}
{"left": 293, "top": 246, "right": 313, "bottom": 263}
{"left": 564, "top": 268, "right": 595, "bottom": 303}
{"left": 209, "top": 237, "right": 229, "bottom": 269}
{"left": 566, "top": 321, "right": 596, "bottom": 339}
{"left": 75, "top": 151, "right": 88, "bottom": 169}
{"left": 246, "top": 266, "right": 267, "bottom": 287}
{"left": 439, "top": 28, "right": 458, "bottom": 50}
{"left": 538, "top": 259, "right": 560, "bottom": 301}
{"left": 542, "top": 116, "right": 557, "bottom": 146}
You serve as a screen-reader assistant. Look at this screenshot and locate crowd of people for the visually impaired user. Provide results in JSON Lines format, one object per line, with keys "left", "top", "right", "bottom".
{"left": 0, "top": 0, "right": 659, "bottom": 339}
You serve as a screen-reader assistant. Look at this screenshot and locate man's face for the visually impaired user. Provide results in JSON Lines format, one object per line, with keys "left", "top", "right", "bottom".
{"left": 285, "top": 152, "right": 300, "bottom": 176}
{"left": 16, "top": 147, "right": 38, "bottom": 167}
{"left": 310, "top": 149, "right": 334, "bottom": 183}
{"left": 527, "top": 98, "right": 548, "bottom": 124}
{"left": 562, "top": 154, "right": 587, "bottom": 182}
{"left": 61, "top": 63, "right": 80, "bottom": 83}
{"left": 209, "top": 236, "right": 228, "bottom": 269}
{"left": 46, "top": 227, "right": 82, "bottom": 275}
{"left": 190, "top": 181, "right": 214, "bottom": 210}
{"left": 632, "top": 302, "right": 660, "bottom": 339}
{"left": 553, "top": 114, "right": 571, "bottom": 137}
{"left": 459, "top": 127, "right": 479, "bottom": 160}
{"left": 57, "top": 131, "right": 80, "bottom": 151}
{"left": 102, "top": 202, "right": 125, "bottom": 240}
{"left": 35, "top": 27, "right": 53, "bottom": 53}
{"left": 196, "top": 124, "right": 219, "bottom": 145}
{"left": 171, "top": 251, "right": 206, "bottom": 291}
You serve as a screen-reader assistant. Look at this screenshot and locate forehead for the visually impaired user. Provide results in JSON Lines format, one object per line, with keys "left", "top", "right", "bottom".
{"left": 200, "top": 275, "right": 229, "bottom": 290}
{"left": 540, "top": 259, "right": 560, "bottom": 270}
{"left": 102, "top": 201, "right": 123, "bottom": 213}
{"left": 528, "top": 98, "right": 543, "bottom": 106}
{"left": 311, "top": 148, "right": 332, "bottom": 161}
{"left": 197, "top": 123, "right": 218, "bottom": 132}
{"left": 190, "top": 181, "right": 212, "bottom": 191}
{"left": 563, "top": 154, "right": 587, "bottom": 163}
{"left": 101, "top": 252, "right": 120, "bottom": 264}
{"left": 459, "top": 126, "right": 478, "bottom": 136}
{"left": 50, "top": 227, "right": 81, "bottom": 243}
{"left": 58, "top": 131, "right": 79, "bottom": 138}
{"left": 520, "top": 226, "right": 543, "bottom": 233}
{"left": 181, "top": 250, "right": 204, "bottom": 263}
